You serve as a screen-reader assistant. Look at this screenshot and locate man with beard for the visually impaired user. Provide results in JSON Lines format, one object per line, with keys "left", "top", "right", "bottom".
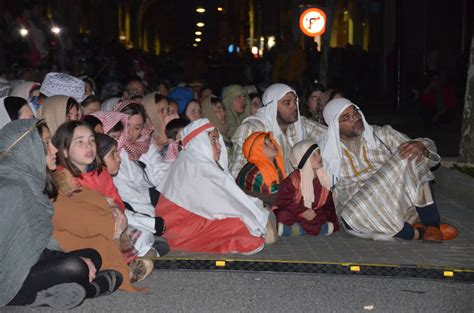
{"left": 320, "top": 98, "right": 457, "bottom": 242}
{"left": 230, "top": 83, "right": 327, "bottom": 178}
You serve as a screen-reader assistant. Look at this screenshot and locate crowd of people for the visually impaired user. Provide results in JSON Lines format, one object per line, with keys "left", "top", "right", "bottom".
{"left": 0, "top": 69, "right": 459, "bottom": 310}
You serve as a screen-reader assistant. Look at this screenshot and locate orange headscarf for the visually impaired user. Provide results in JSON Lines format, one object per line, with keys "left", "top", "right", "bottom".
{"left": 242, "top": 132, "right": 286, "bottom": 186}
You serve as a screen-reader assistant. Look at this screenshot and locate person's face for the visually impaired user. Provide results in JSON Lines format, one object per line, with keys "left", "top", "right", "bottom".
{"left": 103, "top": 145, "right": 121, "bottom": 176}
{"left": 309, "top": 150, "right": 323, "bottom": 170}
{"left": 212, "top": 102, "right": 226, "bottom": 125}
{"left": 250, "top": 96, "right": 261, "bottom": 115}
{"left": 66, "top": 105, "right": 80, "bottom": 121}
{"left": 338, "top": 105, "right": 365, "bottom": 140}
{"left": 18, "top": 104, "right": 34, "bottom": 119}
{"left": 168, "top": 102, "right": 179, "bottom": 116}
{"left": 307, "top": 90, "right": 322, "bottom": 113}
{"left": 127, "top": 114, "right": 144, "bottom": 143}
{"left": 84, "top": 82, "right": 93, "bottom": 96}
{"left": 66, "top": 126, "right": 96, "bottom": 173}
{"left": 126, "top": 81, "right": 145, "bottom": 97}
{"left": 158, "top": 83, "right": 169, "bottom": 96}
{"left": 41, "top": 127, "right": 58, "bottom": 171}
{"left": 262, "top": 137, "right": 278, "bottom": 160}
{"left": 157, "top": 99, "right": 169, "bottom": 121}
{"left": 277, "top": 92, "right": 298, "bottom": 125}
{"left": 82, "top": 101, "right": 101, "bottom": 116}
{"left": 208, "top": 128, "right": 221, "bottom": 161}
{"left": 108, "top": 130, "right": 122, "bottom": 141}
{"left": 231, "top": 94, "right": 246, "bottom": 114}
{"left": 185, "top": 101, "right": 202, "bottom": 122}
{"left": 94, "top": 123, "right": 104, "bottom": 134}
{"left": 200, "top": 88, "right": 212, "bottom": 102}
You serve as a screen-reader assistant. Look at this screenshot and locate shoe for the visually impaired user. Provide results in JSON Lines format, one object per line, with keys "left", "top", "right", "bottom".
{"left": 265, "top": 211, "right": 278, "bottom": 244}
{"left": 130, "top": 259, "right": 154, "bottom": 283}
{"left": 30, "top": 283, "right": 85, "bottom": 310}
{"left": 91, "top": 270, "right": 123, "bottom": 297}
{"left": 319, "top": 222, "right": 334, "bottom": 237}
{"left": 422, "top": 226, "right": 443, "bottom": 243}
{"left": 153, "top": 237, "right": 170, "bottom": 257}
{"left": 413, "top": 222, "right": 458, "bottom": 241}
{"left": 279, "top": 223, "right": 305, "bottom": 236}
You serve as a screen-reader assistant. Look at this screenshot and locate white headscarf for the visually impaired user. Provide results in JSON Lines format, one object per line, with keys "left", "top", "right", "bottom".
{"left": 157, "top": 118, "right": 268, "bottom": 236}
{"left": 243, "top": 83, "right": 304, "bottom": 142}
{"left": 101, "top": 97, "right": 121, "bottom": 111}
{"left": 0, "top": 97, "right": 12, "bottom": 129}
{"left": 11, "top": 81, "right": 40, "bottom": 100}
{"left": 320, "top": 98, "right": 376, "bottom": 187}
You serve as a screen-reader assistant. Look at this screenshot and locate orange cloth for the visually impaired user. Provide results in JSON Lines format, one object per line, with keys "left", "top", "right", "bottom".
{"left": 155, "top": 196, "right": 264, "bottom": 254}
{"left": 79, "top": 169, "right": 126, "bottom": 211}
{"left": 52, "top": 186, "right": 139, "bottom": 292}
{"left": 242, "top": 132, "right": 286, "bottom": 186}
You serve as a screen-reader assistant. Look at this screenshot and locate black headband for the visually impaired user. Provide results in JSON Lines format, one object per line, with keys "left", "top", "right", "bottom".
{"left": 297, "top": 144, "right": 319, "bottom": 169}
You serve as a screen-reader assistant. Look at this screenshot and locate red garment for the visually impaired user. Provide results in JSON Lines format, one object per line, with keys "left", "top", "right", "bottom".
{"left": 79, "top": 169, "right": 125, "bottom": 211}
{"left": 275, "top": 171, "right": 340, "bottom": 235}
{"left": 155, "top": 196, "right": 265, "bottom": 254}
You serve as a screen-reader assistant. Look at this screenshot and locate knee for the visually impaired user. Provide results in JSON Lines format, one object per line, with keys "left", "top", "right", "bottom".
{"left": 62, "top": 256, "right": 90, "bottom": 283}
{"left": 84, "top": 249, "right": 102, "bottom": 270}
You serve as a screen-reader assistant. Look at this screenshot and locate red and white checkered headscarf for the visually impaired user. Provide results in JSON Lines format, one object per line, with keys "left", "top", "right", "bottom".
{"left": 112, "top": 99, "right": 154, "bottom": 161}
{"left": 91, "top": 111, "right": 129, "bottom": 151}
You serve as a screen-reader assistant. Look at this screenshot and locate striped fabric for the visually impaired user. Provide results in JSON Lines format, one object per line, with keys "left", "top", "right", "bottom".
{"left": 236, "top": 162, "right": 281, "bottom": 194}
{"left": 333, "top": 125, "right": 441, "bottom": 241}
{"left": 230, "top": 116, "right": 327, "bottom": 178}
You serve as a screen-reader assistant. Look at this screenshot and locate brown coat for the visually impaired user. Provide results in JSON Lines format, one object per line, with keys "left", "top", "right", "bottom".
{"left": 52, "top": 186, "right": 139, "bottom": 291}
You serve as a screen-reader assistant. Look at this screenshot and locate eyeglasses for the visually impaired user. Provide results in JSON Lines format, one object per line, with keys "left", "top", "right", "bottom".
{"left": 338, "top": 109, "right": 361, "bottom": 123}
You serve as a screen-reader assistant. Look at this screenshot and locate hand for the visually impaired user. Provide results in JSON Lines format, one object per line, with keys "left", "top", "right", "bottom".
{"left": 113, "top": 208, "right": 127, "bottom": 239}
{"left": 105, "top": 197, "right": 119, "bottom": 208}
{"left": 301, "top": 208, "right": 316, "bottom": 221}
{"left": 398, "top": 141, "right": 426, "bottom": 163}
{"left": 80, "top": 257, "right": 97, "bottom": 283}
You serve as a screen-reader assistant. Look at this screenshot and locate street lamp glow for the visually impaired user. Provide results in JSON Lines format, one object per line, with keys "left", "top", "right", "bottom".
{"left": 196, "top": 7, "right": 206, "bottom": 13}
{"left": 196, "top": 22, "right": 205, "bottom": 27}
{"left": 217, "top": 7, "right": 223, "bottom": 12}
{"left": 19, "top": 28, "right": 28, "bottom": 37}
{"left": 195, "top": 38, "right": 202, "bottom": 42}
{"left": 51, "top": 26, "right": 61, "bottom": 34}
{"left": 193, "top": 43, "right": 198, "bottom": 47}
{"left": 251, "top": 46, "right": 259, "bottom": 55}
{"left": 195, "top": 31, "right": 202, "bottom": 36}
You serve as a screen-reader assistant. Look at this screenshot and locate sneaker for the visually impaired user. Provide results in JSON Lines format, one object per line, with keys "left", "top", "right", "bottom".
{"left": 153, "top": 237, "right": 170, "bottom": 257}
{"left": 90, "top": 270, "right": 123, "bottom": 297}
{"left": 319, "top": 222, "right": 334, "bottom": 236}
{"left": 130, "top": 259, "right": 154, "bottom": 283}
{"left": 279, "top": 223, "right": 305, "bottom": 236}
{"left": 30, "top": 283, "right": 85, "bottom": 310}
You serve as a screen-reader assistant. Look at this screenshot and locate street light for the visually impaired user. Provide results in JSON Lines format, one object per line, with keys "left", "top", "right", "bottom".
{"left": 217, "top": 7, "right": 223, "bottom": 12}
{"left": 19, "top": 28, "right": 28, "bottom": 37}
{"left": 196, "top": 7, "right": 205, "bottom": 13}
{"left": 193, "top": 43, "right": 198, "bottom": 47}
{"left": 195, "top": 31, "right": 202, "bottom": 36}
{"left": 196, "top": 22, "right": 205, "bottom": 27}
{"left": 51, "top": 26, "right": 61, "bottom": 34}
{"left": 195, "top": 38, "right": 202, "bottom": 42}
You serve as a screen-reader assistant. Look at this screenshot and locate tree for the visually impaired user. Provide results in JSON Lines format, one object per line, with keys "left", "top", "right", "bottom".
{"left": 459, "top": 34, "right": 474, "bottom": 163}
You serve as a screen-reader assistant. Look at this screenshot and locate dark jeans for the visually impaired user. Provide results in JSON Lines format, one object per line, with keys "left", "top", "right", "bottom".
{"left": 7, "top": 248, "right": 102, "bottom": 306}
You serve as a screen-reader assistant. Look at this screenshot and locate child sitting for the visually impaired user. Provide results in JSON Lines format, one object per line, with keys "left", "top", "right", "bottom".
{"left": 236, "top": 132, "right": 286, "bottom": 206}
{"left": 159, "top": 117, "right": 190, "bottom": 162}
{"left": 275, "top": 140, "right": 339, "bottom": 236}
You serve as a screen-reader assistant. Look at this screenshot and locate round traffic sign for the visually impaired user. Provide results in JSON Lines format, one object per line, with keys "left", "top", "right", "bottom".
{"left": 299, "top": 8, "right": 326, "bottom": 37}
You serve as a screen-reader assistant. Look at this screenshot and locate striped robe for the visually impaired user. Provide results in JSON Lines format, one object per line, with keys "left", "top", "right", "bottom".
{"left": 333, "top": 125, "right": 441, "bottom": 241}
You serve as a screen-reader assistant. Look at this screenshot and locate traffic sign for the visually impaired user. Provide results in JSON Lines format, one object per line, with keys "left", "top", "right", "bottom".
{"left": 299, "top": 8, "right": 326, "bottom": 37}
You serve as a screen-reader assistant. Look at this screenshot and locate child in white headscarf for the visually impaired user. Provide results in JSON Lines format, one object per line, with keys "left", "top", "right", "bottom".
{"left": 275, "top": 140, "right": 339, "bottom": 236}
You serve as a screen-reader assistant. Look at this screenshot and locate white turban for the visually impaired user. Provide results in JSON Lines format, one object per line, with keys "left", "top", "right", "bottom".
{"left": 40, "top": 72, "right": 86, "bottom": 102}
{"left": 320, "top": 98, "right": 376, "bottom": 187}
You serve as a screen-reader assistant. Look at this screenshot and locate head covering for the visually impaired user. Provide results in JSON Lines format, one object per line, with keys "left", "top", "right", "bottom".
{"left": 37, "top": 95, "right": 71, "bottom": 135}
{"left": 101, "top": 97, "right": 121, "bottom": 112}
{"left": 290, "top": 140, "right": 329, "bottom": 209}
{"left": 0, "top": 119, "right": 56, "bottom": 305}
{"left": 201, "top": 96, "right": 230, "bottom": 142}
{"left": 0, "top": 78, "right": 11, "bottom": 97}
{"left": 244, "top": 83, "right": 304, "bottom": 142}
{"left": 91, "top": 111, "right": 129, "bottom": 150}
{"left": 168, "top": 86, "right": 194, "bottom": 113}
{"left": 320, "top": 98, "right": 376, "bottom": 187}
{"left": 243, "top": 132, "right": 286, "bottom": 186}
{"left": 40, "top": 72, "right": 86, "bottom": 102}
{"left": 0, "top": 96, "right": 29, "bottom": 128}
{"left": 158, "top": 118, "right": 268, "bottom": 236}
{"left": 96, "top": 133, "right": 117, "bottom": 160}
{"left": 142, "top": 92, "right": 168, "bottom": 141}
{"left": 112, "top": 99, "right": 153, "bottom": 160}
{"left": 82, "top": 114, "right": 102, "bottom": 130}
{"left": 11, "top": 81, "right": 40, "bottom": 100}
{"left": 222, "top": 84, "right": 250, "bottom": 137}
